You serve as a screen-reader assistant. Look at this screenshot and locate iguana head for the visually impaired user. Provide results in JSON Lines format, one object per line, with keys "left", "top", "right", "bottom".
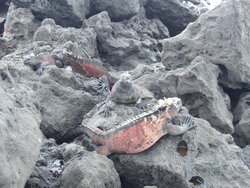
{"left": 119, "top": 72, "right": 133, "bottom": 89}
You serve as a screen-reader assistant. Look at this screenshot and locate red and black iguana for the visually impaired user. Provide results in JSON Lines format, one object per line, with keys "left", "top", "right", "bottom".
{"left": 24, "top": 53, "right": 118, "bottom": 91}
{"left": 57, "top": 97, "right": 196, "bottom": 156}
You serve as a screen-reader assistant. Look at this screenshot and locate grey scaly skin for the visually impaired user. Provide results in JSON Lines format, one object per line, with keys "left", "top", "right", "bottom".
{"left": 24, "top": 53, "right": 67, "bottom": 75}
{"left": 100, "top": 72, "right": 154, "bottom": 116}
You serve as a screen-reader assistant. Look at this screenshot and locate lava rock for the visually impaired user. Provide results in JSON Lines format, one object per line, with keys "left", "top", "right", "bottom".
{"left": 145, "top": 0, "right": 199, "bottom": 36}
{"left": 162, "top": 0, "right": 250, "bottom": 89}
{"left": 12, "top": 0, "right": 90, "bottom": 28}
{"left": 136, "top": 56, "right": 233, "bottom": 134}
{"left": 89, "top": 0, "right": 140, "bottom": 21}
{"left": 242, "top": 145, "right": 250, "bottom": 170}
{"left": 0, "top": 61, "right": 43, "bottom": 188}
{"left": 25, "top": 139, "right": 121, "bottom": 188}
{"left": 60, "top": 143, "right": 121, "bottom": 188}
{"left": 33, "top": 18, "right": 98, "bottom": 59}
{"left": 3, "top": 3, "right": 39, "bottom": 42}
{"left": 0, "top": 17, "right": 5, "bottom": 36}
{"left": 2, "top": 44, "right": 104, "bottom": 140}
{"left": 36, "top": 68, "right": 101, "bottom": 140}
{"left": 233, "top": 92, "right": 250, "bottom": 147}
{"left": 85, "top": 10, "right": 164, "bottom": 70}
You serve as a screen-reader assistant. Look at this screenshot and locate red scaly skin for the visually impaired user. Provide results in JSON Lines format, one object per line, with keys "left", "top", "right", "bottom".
{"left": 82, "top": 98, "right": 182, "bottom": 156}
{"left": 94, "top": 109, "right": 173, "bottom": 155}
{"left": 62, "top": 56, "right": 118, "bottom": 87}
{"left": 57, "top": 98, "right": 196, "bottom": 155}
{"left": 28, "top": 53, "right": 118, "bottom": 87}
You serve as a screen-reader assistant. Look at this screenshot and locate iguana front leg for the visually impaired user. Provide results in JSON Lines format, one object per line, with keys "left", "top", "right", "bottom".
{"left": 97, "top": 75, "right": 111, "bottom": 93}
{"left": 35, "top": 62, "right": 48, "bottom": 75}
{"left": 99, "top": 97, "right": 113, "bottom": 117}
{"left": 164, "top": 116, "right": 196, "bottom": 135}
{"left": 135, "top": 97, "right": 148, "bottom": 109}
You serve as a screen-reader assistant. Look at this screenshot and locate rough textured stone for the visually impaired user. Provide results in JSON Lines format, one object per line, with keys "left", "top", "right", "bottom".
{"left": 33, "top": 18, "right": 98, "bottom": 59}
{"left": 111, "top": 118, "right": 250, "bottom": 188}
{"left": 3, "top": 3, "right": 38, "bottom": 41}
{"left": 162, "top": 0, "right": 250, "bottom": 89}
{"left": 12, "top": 0, "right": 90, "bottom": 28}
{"left": 0, "top": 0, "right": 9, "bottom": 18}
{"left": 123, "top": 8, "right": 170, "bottom": 40}
{"left": 0, "top": 17, "right": 5, "bottom": 36}
{"left": 145, "top": 0, "right": 199, "bottom": 36}
{"left": 2, "top": 41, "right": 105, "bottom": 140}
{"left": 0, "top": 61, "right": 43, "bottom": 188}
{"left": 242, "top": 145, "right": 250, "bottom": 170}
{"left": 85, "top": 10, "right": 164, "bottom": 70}
{"left": 35, "top": 67, "right": 101, "bottom": 140}
{"left": 89, "top": 0, "right": 140, "bottom": 21}
{"left": 25, "top": 139, "right": 62, "bottom": 188}
{"left": 60, "top": 143, "right": 121, "bottom": 188}
{"left": 0, "top": 3, "right": 39, "bottom": 58}
{"left": 25, "top": 139, "right": 121, "bottom": 188}
{"left": 0, "top": 0, "right": 249, "bottom": 187}
{"left": 0, "top": 37, "right": 9, "bottom": 58}
{"left": 136, "top": 56, "right": 233, "bottom": 134}
{"left": 233, "top": 92, "right": 250, "bottom": 147}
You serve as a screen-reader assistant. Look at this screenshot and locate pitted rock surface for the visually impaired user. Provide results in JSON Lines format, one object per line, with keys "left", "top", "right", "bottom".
{"left": 162, "top": 0, "right": 250, "bottom": 89}
{"left": 233, "top": 92, "right": 250, "bottom": 147}
{"left": 12, "top": 0, "right": 90, "bottom": 28}
{"left": 135, "top": 56, "right": 233, "bottom": 134}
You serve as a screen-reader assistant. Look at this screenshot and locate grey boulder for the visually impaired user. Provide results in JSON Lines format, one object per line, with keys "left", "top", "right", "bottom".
{"left": 242, "top": 145, "right": 250, "bottom": 170}
{"left": 26, "top": 139, "right": 121, "bottom": 188}
{"left": 145, "top": 0, "right": 200, "bottom": 36}
{"left": 33, "top": 18, "right": 98, "bottom": 59}
{"left": 85, "top": 10, "right": 165, "bottom": 70}
{"left": 162, "top": 0, "right": 250, "bottom": 89}
{"left": 60, "top": 143, "right": 121, "bottom": 188}
{"left": 136, "top": 56, "right": 233, "bottom": 134}
{"left": 233, "top": 93, "right": 250, "bottom": 147}
{"left": 0, "top": 61, "right": 43, "bottom": 188}
{"left": 12, "top": 0, "right": 90, "bottom": 28}
{"left": 89, "top": 0, "right": 140, "bottom": 21}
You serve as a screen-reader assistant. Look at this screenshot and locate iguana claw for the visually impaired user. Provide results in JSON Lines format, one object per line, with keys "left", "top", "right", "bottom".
{"left": 97, "top": 79, "right": 110, "bottom": 93}
{"left": 181, "top": 116, "right": 196, "bottom": 130}
{"left": 99, "top": 106, "right": 112, "bottom": 117}
{"left": 135, "top": 102, "right": 148, "bottom": 110}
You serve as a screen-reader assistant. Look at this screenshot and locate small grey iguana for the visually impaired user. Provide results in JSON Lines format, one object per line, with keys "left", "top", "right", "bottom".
{"left": 100, "top": 72, "right": 154, "bottom": 116}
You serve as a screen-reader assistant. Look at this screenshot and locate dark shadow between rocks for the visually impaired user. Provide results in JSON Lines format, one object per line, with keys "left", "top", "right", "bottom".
{"left": 189, "top": 176, "right": 204, "bottom": 185}
{"left": 220, "top": 86, "right": 249, "bottom": 112}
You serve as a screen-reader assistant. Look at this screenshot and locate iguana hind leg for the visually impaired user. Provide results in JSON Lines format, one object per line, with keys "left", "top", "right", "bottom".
{"left": 96, "top": 145, "right": 112, "bottom": 156}
{"left": 99, "top": 98, "right": 113, "bottom": 117}
{"left": 165, "top": 116, "right": 196, "bottom": 136}
{"left": 57, "top": 125, "right": 85, "bottom": 144}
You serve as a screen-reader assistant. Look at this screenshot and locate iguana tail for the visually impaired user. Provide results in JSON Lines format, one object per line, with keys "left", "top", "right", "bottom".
{"left": 57, "top": 125, "right": 106, "bottom": 145}
{"left": 56, "top": 125, "right": 86, "bottom": 144}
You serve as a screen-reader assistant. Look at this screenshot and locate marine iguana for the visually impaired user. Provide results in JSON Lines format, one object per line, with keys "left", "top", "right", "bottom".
{"left": 99, "top": 72, "right": 154, "bottom": 116}
{"left": 24, "top": 53, "right": 68, "bottom": 75}
{"left": 62, "top": 54, "right": 118, "bottom": 91}
{"left": 57, "top": 97, "right": 196, "bottom": 156}
{"left": 24, "top": 53, "right": 118, "bottom": 91}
